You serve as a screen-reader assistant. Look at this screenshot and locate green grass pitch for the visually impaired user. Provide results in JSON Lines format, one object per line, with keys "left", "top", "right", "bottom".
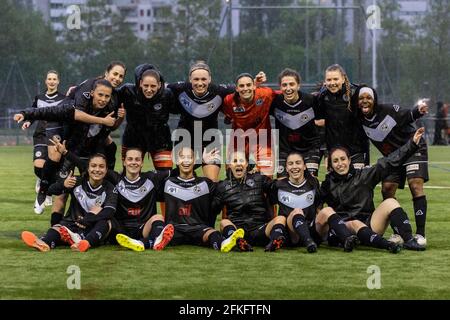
{"left": 1, "top": 145, "right": 450, "bottom": 300}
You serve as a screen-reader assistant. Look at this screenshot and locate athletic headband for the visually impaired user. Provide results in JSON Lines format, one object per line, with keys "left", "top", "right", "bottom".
{"left": 235, "top": 73, "right": 253, "bottom": 84}
{"left": 189, "top": 62, "right": 211, "bottom": 75}
{"left": 359, "top": 87, "right": 374, "bottom": 99}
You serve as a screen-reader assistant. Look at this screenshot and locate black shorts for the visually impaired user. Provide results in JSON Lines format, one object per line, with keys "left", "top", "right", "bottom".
{"left": 350, "top": 152, "right": 368, "bottom": 169}
{"left": 170, "top": 224, "right": 212, "bottom": 246}
{"left": 277, "top": 148, "right": 320, "bottom": 177}
{"left": 108, "top": 218, "right": 145, "bottom": 243}
{"left": 242, "top": 223, "right": 268, "bottom": 247}
{"left": 46, "top": 123, "right": 64, "bottom": 143}
{"left": 383, "top": 146, "right": 429, "bottom": 189}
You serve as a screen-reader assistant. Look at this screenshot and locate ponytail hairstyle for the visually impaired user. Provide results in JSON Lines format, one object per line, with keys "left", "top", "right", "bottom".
{"left": 106, "top": 61, "right": 127, "bottom": 74}
{"left": 325, "top": 64, "right": 352, "bottom": 111}
{"left": 141, "top": 69, "right": 161, "bottom": 83}
{"left": 189, "top": 60, "right": 211, "bottom": 76}
{"left": 92, "top": 78, "right": 113, "bottom": 91}
{"left": 46, "top": 70, "right": 59, "bottom": 78}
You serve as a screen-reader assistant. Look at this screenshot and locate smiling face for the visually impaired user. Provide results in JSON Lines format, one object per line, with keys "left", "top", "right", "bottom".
{"left": 325, "top": 70, "right": 345, "bottom": 94}
{"left": 330, "top": 149, "right": 350, "bottom": 175}
{"left": 280, "top": 76, "right": 300, "bottom": 104}
{"left": 45, "top": 72, "right": 59, "bottom": 93}
{"left": 91, "top": 84, "right": 112, "bottom": 110}
{"left": 104, "top": 65, "right": 125, "bottom": 88}
{"left": 358, "top": 92, "right": 375, "bottom": 117}
{"left": 177, "top": 147, "right": 195, "bottom": 176}
{"left": 140, "top": 75, "right": 161, "bottom": 99}
{"left": 124, "top": 149, "right": 144, "bottom": 178}
{"left": 236, "top": 76, "right": 255, "bottom": 103}
{"left": 286, "top": 153, "right": 306, "bottom": 183}
{"left": 229, "top": 151, "right": 248, "bottom": 179}
{"left": 88, "top": 156, "right": 107, "bottom": 184}
{"left": 189, "top": 69, "right": 211, "bottom": 96}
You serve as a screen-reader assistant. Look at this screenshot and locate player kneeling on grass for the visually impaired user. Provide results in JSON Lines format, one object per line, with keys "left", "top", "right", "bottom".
{"left": 317, "top": 128, "right": 427, "bottom": 253}
{"left": 214, "top": 151, "right": 288, "bottom": 253}
{"left": 21, "top": 154, "right": 117, "bottom": 252}
{"left": 162, "top": 147, "right": 241, "bottom": 251}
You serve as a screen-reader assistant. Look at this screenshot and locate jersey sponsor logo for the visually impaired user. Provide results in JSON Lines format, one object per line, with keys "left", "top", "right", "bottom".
{"left": 278, "top": 189, "right": 315, "bottom": 209}
{"left": 362, "top": 115, "right": 397, "bottom": 142}
{"left": 406, "top": 164, "right": 419, "bottom": 172}
{"left": 153, "top": 103, "right": 162, "bottom": 111}
{"left": 233, "top": 105, "right": 245, "bottom": 113}
{"left": 178, "top": 204, "right": 192, "bottom": 217}
{"left": 127, "top": 207, "right": 141, "bottom": 217}
{"left": 74, "top": 185, "right": 106, "bottom": 213}
{"left": 178, "top": 92, "right": 222, "bottom": 118}
{"left": 274, "top": 107, "right": 315, "bottom": 130}
{"left": 164, "top": 180, "right": 210, "bottom": 201}
{"left": 117, "top": 179, "right": 155, "bottom": 203}
{"left": 246, "top": 179, "right": 255, "bottom": 187}
{"left": 255, "top": 98, "right": 264, "bottom": 106}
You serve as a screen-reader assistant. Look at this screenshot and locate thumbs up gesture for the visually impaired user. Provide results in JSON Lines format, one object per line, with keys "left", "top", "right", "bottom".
{"left": 64, "top": 170, "right": 77, "bottom": 189}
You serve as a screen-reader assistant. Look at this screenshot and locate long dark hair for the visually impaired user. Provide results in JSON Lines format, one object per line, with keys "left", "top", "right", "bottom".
{"left": 285, "top": 151, "right": 318, "bottom": 186}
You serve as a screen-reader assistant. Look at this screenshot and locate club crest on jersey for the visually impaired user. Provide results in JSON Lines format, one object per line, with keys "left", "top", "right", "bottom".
{"left": 381, "top": 123, "right": 389, "bottom": 131}
{"left": 35, "top": 151, "right": 42, "bottom": 158}
{"left": 342, "top": 94, "right": 349, "bottom": 102}
{"left": 277, "top": 165, "right": 285, "bottom": 174}
{"left": 139, "top": 186, "right": 147, "bottom": 193}
{"left": 255, "top": 98, "right": 264, "bottom": 106}
{"left": 95, "top": 196, "right": 103, "bottom": 206}
{"left": 207, "top": 103, "right": 215, "bottom": 111}
{"left": 154, "top": 103, "right": 162, "bottom": 111}
{"left": 307, "top": 193, "right": 314, "bottom": 203}
{"left": 246, "top": 179, "right": 255, "bottom": 187}
{"left": 82, "top": 92, "right": 91, "bottom": 99}
{"left": 233, "top": 106, "right": 245, "bottom": 113}
{"left": 281, "top": 195, "right": 290, "bottom": 203}
{"left": 59, "top": 170, "right": 68, "bottom": 179}
{"left": 193, "top": 185, "right": 202, "bottom": 193}
{"left": 301, "top": 114, "right": 310, "bottom": 121}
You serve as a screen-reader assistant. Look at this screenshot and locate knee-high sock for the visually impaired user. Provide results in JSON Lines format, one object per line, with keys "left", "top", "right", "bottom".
{"left": 413, "top": 196, "right": 427, "bottom": 237}
{"left": 85, "top": 220, "right": 109, "bottom": 247}
{"left": 327, "top": 214, "right": 352, "bottom": 242}
{"left": 389, "top": 207, "right": 413, "bottom": 242}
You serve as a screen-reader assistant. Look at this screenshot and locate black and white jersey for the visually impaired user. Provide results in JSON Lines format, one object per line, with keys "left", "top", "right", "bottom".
{"left": 270, "top": 91, "right": 320, "bottom": 153}
{"left": 107, "top": 170, "right": 170, "bottom": 229}
{"left": 272, "top": 178, "right": 320, "bottom": 223}
{"left": 163, "top": 176, "right": 217, "bottom": 228}
{"left": 31, "top": 92, "right": 66, "bottom": 137}
{"left": 316, "top": 85, "right": 369, "bottom": 155}
{"left": 49, "top": 177, "right": 117, "bottom": 227}
{"left": 168, "top": 82, "right": 234, "bottom": 146}
{"left": 360, "top": 103, "right": 426, "bottom": 156}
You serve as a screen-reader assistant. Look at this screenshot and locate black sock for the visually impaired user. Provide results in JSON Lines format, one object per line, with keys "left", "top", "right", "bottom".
{"left": 357, "top": 226, "right": 391, "bottom": 250}
{"left": 85, "top": 220, "right": 109, "bottom": 247}
{"left": 270, "top": 223, "right": 287, "bottom": 241}
{"left": 291, "top": 214, "right": 313, "bottom": 244}
{"left": 105, "top": 141, "right": 117, "bottom": 170}
{"left": 389, "top": 207, "right": 413, "bottom": 242}
{"left": 207, "top": 231, "right": 223, "bottom": 250}
{"left": 50, "top": 212, "right": 63, "bottom": 226}
{"left": 145, "top": 220, "right": 165, "bottom": 249}
{"left": 222, "top": 225, "right": 237, "bottom": 238}
{"left": 413, "top": 196, "right": 427, "bottom": 237}
{"left": 327, "top": 214, "right": 352, "bottom": 242}
{"left": 41, "top": 228, "right": 61, "bottom": 249}
{"left": 40, "top": 159, "right": 59, "bottom": 192}
{"left": 34, "top": 167, "right": 43, "bottom": 179}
